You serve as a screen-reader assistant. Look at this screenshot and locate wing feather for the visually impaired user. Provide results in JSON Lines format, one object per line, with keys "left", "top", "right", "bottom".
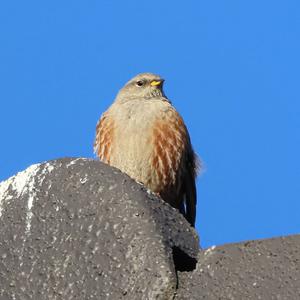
{"left": 94, "top": 112, "right": 115, "bottom": 164}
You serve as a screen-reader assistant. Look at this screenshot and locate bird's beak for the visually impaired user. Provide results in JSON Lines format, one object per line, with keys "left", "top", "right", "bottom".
{"left": 150, "top": 79, "right": 164, "bottom": 87}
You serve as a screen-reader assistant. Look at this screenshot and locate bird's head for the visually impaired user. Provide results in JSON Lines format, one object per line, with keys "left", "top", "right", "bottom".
{"left": 115, "top": 73, "right": 168, "bottom": 103}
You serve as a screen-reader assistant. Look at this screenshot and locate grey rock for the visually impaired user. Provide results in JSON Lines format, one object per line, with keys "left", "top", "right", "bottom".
{"left": 176, "top": 235, "right": 300, "bottom": 299}
{"left": 0, "top": 158, "right": 199, "bottom": 300}
{"left": 2, "top": 158, "right": 300, "bottom": 300}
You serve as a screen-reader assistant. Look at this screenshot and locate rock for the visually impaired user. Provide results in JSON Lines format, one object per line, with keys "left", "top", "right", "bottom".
{"left": 0, "top": 158, "right": 199, "bottom": 300}
{"left": 176, "top": 234, "right": 300, "bottom": 299}
{"left": 1, "top": 158, "right": 300, "bottom": 299}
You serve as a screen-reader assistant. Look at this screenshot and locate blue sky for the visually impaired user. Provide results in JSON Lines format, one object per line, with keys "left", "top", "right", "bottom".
{"left": 1, "top": 1, "right": 299, "bottom": 248}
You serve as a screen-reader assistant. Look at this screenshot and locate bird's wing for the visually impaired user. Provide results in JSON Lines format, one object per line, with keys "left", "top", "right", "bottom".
{"left": 181, "top": 147, "right": 199, "bottom": 227}
{"left": 151, "top": 107, "right": 199, "bottom": 226}
{"left": 94, "top": 112, "right": 114, "bottom": 164}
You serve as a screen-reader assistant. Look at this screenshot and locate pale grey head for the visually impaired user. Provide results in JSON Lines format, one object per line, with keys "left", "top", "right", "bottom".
{"left": 115, "top": 73, "right": 169, "bottom": 103}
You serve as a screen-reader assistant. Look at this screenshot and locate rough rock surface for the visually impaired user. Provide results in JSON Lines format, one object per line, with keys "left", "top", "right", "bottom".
{"left": 1, "top": 158, "right": 300, "bottom": 299}
{"left": 0, "top": 158, "right": 199, "bottom": 300}
{"left": 176, "top": 235, "right": 300, "bottom": 299}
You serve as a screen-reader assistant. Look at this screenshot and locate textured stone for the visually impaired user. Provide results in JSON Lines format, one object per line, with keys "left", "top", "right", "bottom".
{"left": 2, "top": 158, "right": 300, "bottom": 299}
{"left": 0, "top": 158, "right": 199, "bottom": 300}
{"left": 176, "top": 235, "right": 300, "bottom": 299}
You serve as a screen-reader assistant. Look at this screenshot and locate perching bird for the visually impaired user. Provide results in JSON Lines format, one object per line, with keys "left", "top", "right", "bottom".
{"left": 94, "top": 73, "right": 199, "bottom": 226}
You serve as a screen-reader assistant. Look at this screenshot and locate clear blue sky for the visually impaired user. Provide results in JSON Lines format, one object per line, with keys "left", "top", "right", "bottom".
{"left": 1, "top": 1, "right": 299, "bottom": 248}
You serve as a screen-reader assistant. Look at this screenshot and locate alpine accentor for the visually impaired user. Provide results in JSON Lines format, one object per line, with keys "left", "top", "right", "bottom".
{"left": 94, "top": 73, "right": 199, "bottom": 226}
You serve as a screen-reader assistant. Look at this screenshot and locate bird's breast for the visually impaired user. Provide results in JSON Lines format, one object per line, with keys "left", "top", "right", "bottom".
{"left": 104, "top": 100, "right": 187, "bottom": 193}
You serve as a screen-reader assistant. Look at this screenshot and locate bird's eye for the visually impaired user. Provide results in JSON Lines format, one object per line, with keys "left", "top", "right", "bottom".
{"left": 136, "top": 80, "right": 144, "bottom": 87}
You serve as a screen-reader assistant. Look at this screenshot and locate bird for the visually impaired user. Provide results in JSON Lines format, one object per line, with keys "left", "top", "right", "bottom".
{"left": 94, "top": 73, "right": 199, "bottom": 226}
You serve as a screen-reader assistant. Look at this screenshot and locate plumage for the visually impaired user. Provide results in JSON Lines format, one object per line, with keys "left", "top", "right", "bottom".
{"left": 94, "top": 73, "right": 199, "bottom": 226}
